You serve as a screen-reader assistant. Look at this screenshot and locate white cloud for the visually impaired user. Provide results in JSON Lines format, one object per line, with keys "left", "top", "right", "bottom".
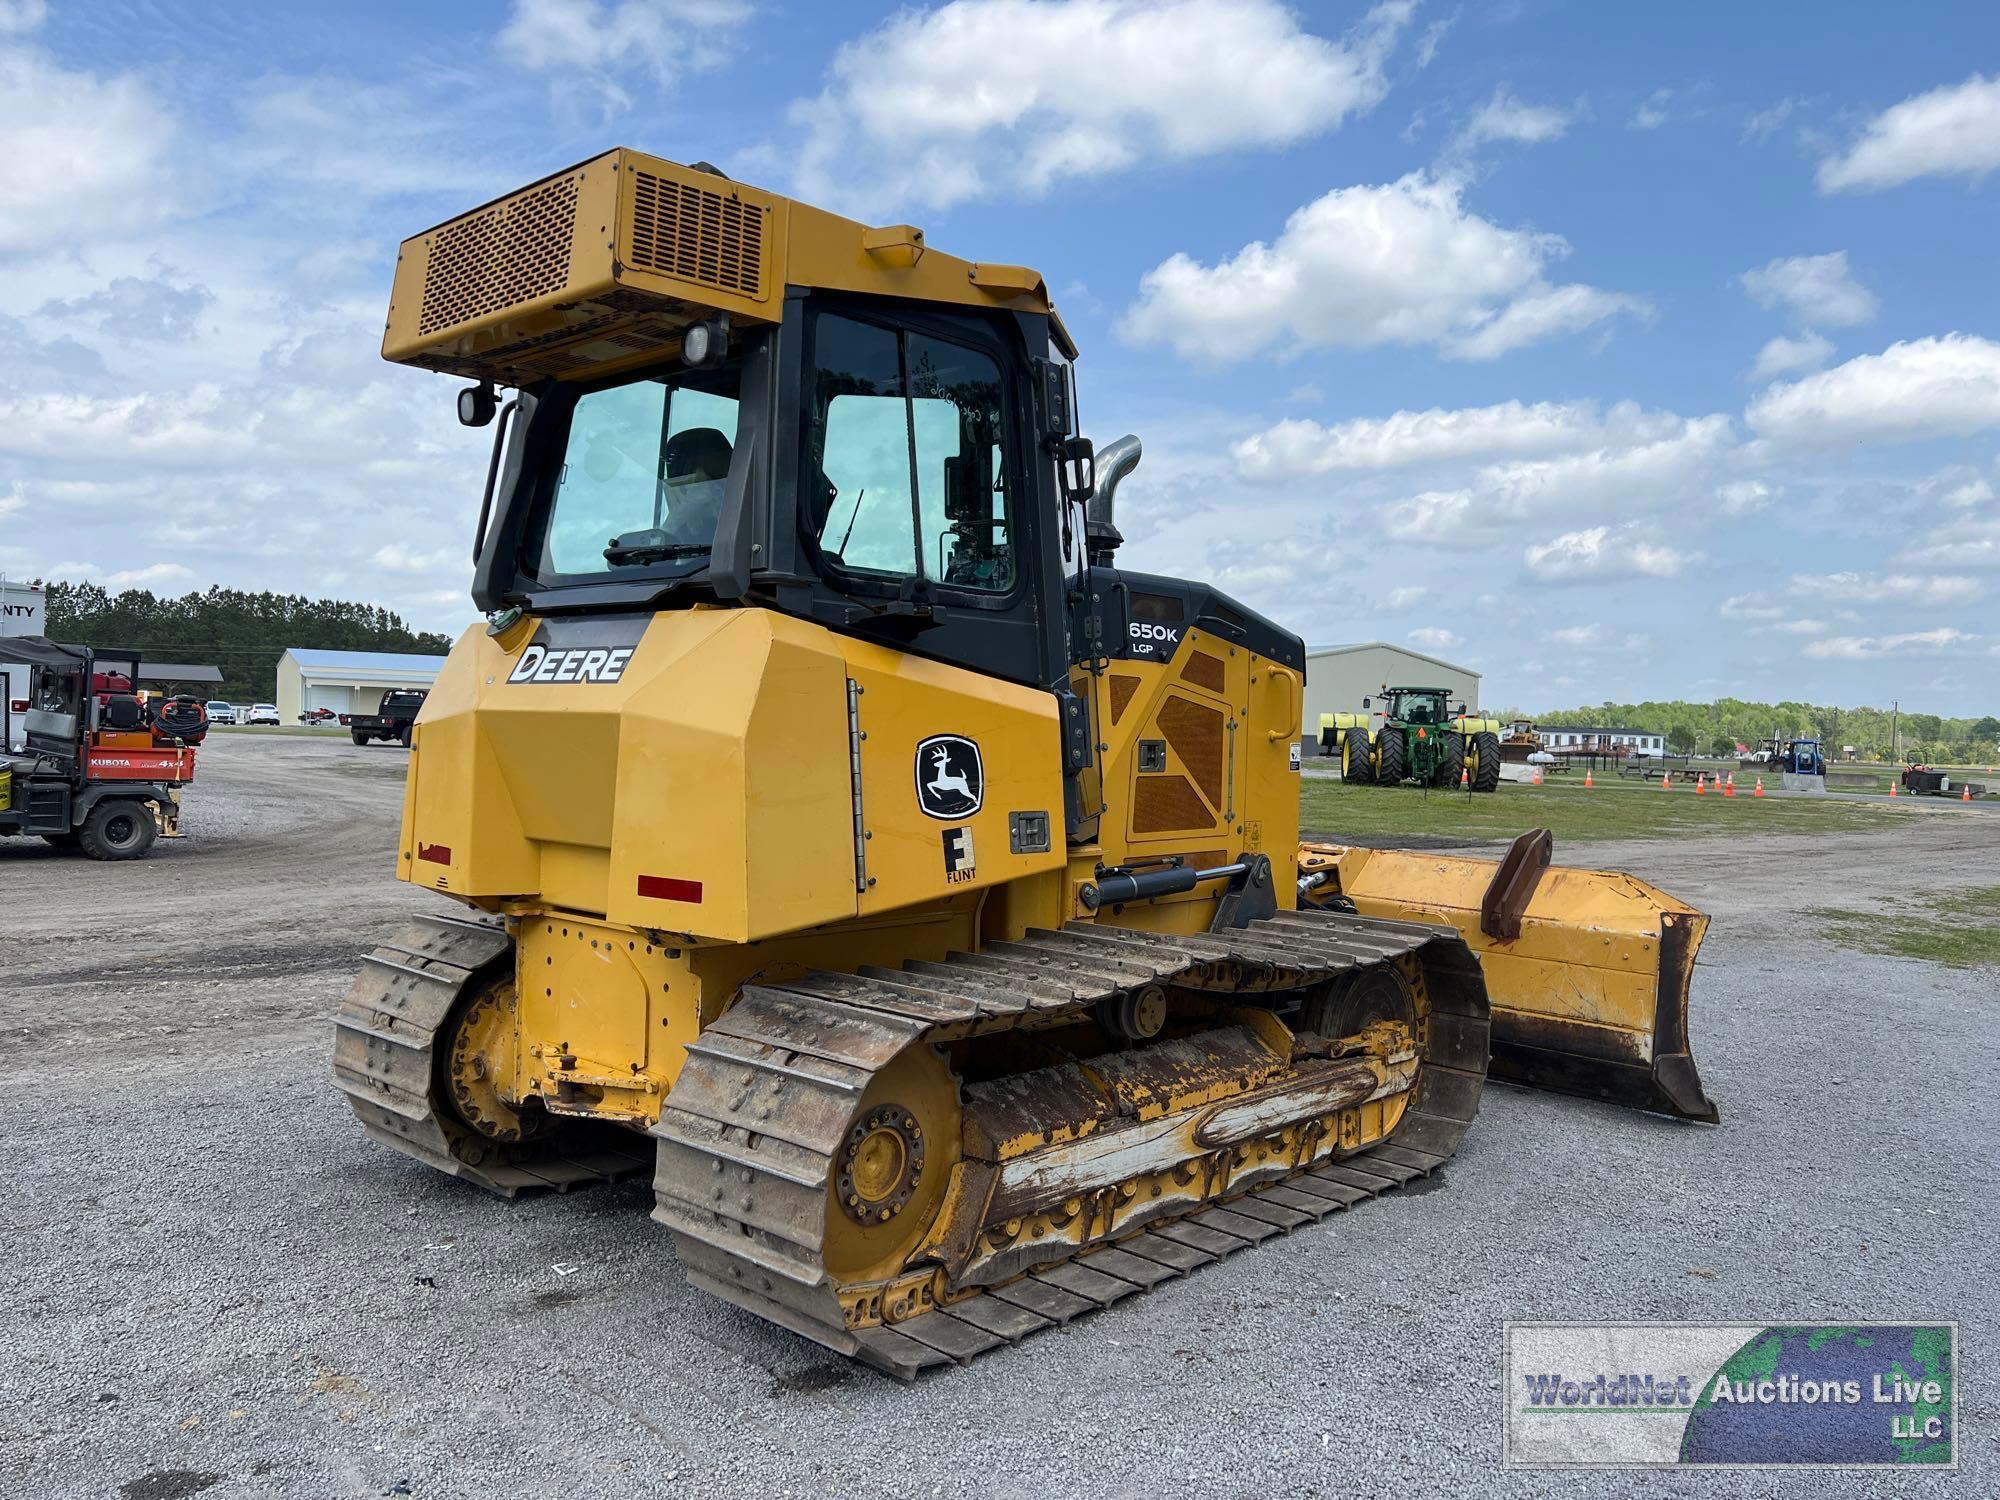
{"left": 1739, "top": 252, "right": 1877, "bottom": 328}
{"left": 1234, "top": 398, "right": 1687, "bottom": 480}
{"left": 1380, "top": 490, "right": 1472, "bottom": 544}
{"left": 0, "top": 0, "right": 47, "bottom": 34}
{"left": 786, "top": 0, "right": 1414, "bottom": 215}
{"left": 0, "top": 388, "right": 260, "bottom": 466}
{"left": 1451, "top": 87, "right": 1574, "bottom": 154}
{"left": 1523, "top": 524, "right": 1694, "bottom": 582}
{"left": 1720, "top": 594, "right": 1785, "bottom": 620}
{"left": 0, "top": 47, "right": 179, "bottom": 254}
{"left": 1408, "top": 626, "right": 1460, "bottom": 650}
{"left": 1742, "top": 96, "right": 1803, "bottom": 142}
{"left": 1386, "top": 585, "right": 1428, "bottom": 610}
{"left": 1447, "top": 282, "right": 1648, "bottom": 361}
{"left": 1805, "top": 628, "right": 1977, "bottom": 659}
{"left": 39, "top": 273, "right": 213, "bottom": 342}
{"left": 102, "top": 561, "right": 195, "bottom": 591}
{"left": 1548, "top": 624, "right": 1595, "bottom": 646}
{"left": 1366, "top": 411, "right": 1733, "bottom": 549}
{"left": 1630, "top": 88, "right": 1673, "bottom": 130}
{"left": 1934, "top": 473, "right": 1995, "bottom": 509}
{"left": 1747, "top": 335, "right": 2000, "bottom": 445}
{"left": 234, "top": 79, "right": 497, "bottom": 201}
{"left": 1748, "top": 332, "right": 1834, "bottom": 381}
{"left": 1413, "top": 12, "right": 1452, "bottom": 68}
{"left": 1717, "top": 479, "right": 1777, "bottom": 515}
{"left": 1789, "top": 571, "right": 1982, "bottom": 607}
{"left": 498, "top": 0, "right": 752, "bottom": 95}
{"left": 372, "top": 542, "right": 461, "bottom": 574}
{"left": 1817, "top": 73, "right": 2000, "bottom": 193}
{"left": 1461, "top": 417, "right": 1733, "bottom": 519}
{"left": 1124, "top": 172, "right": 1643, "bottom": 363}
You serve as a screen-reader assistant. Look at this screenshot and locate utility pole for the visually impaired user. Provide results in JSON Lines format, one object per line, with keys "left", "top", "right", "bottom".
{"left": 1891, "top": 700, "right": 1899, "bottom": 764}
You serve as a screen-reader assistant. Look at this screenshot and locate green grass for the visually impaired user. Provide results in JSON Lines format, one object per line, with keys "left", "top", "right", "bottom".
{"left": 1813, "top": 887, "right": 2000, "bottom": 970}
{"left": 1299, "top": 772, "right": 1906, "bottom": 845}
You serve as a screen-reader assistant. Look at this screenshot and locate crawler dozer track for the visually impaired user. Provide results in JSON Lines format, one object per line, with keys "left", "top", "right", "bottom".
{"left": 331, "top": 915, "right": 652, "bottom": 1194}
{"left": 652, "top": 910, "right": 1489, "bottom": 1378}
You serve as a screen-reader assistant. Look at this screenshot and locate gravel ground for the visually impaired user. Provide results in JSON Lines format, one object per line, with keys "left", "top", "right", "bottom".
{"left": 1, "top": 733, "right": 1991, "bottom": 1499}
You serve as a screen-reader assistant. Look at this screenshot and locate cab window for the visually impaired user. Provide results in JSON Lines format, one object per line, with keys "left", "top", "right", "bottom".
{"left": 807, "top": 313, "right": 1015, "bottom": 593}
{"left": 537, "top": 364, "right": 740, "bottom": 578}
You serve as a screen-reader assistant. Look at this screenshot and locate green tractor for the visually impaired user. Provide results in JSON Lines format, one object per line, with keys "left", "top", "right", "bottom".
{"left": 1318, "top": 685, "right": 1504, "bottom": 793}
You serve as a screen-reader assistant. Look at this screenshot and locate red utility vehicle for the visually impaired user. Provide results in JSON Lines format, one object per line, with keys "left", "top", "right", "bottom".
{"left": 0, "top": 639, "right": 196, "bottom": 859}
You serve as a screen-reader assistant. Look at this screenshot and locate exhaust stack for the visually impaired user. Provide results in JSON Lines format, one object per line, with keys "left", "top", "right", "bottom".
{"left": 1085, "top": 433, "right": 1141, "bottom": 566}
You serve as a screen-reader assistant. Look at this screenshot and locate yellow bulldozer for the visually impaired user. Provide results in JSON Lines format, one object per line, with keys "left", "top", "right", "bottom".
{"left": 334, "top": 149, "right": 1715, "bottom": 1378}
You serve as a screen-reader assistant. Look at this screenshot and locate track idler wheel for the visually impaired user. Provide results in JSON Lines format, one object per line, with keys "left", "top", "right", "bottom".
{"left": 821, "top": 1044, "right": 962, "bottom": 1288}
{"left": 444, "top": 976, "right": 543, "bottom": 1146}
{"left": 1302, "top": 961, "right": 1418, "bottom": 1040}
{"left": 1097, "top": 982, "right": 1168, "bottom": 1042}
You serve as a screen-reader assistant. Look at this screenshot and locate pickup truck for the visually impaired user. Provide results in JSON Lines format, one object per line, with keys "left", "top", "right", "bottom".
{"left": 348, "top": 689, "right": 427, "bottom": 747}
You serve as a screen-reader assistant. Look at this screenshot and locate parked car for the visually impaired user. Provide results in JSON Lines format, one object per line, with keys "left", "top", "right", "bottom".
{"left": 205, "top": 700, "right": 237, "bottom": 725}
{"left": 246, "top": 703, "right": 280, "bottom": 726}
{"left": 153, "top": 694, "right": 209, "bottom": 745}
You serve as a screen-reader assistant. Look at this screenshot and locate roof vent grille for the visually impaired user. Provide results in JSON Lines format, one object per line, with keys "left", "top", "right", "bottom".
{"left": 629, "top": 171, "right": 763, "bottom": 297}
{"left": 418, "top": 173, "right": 582, "bottom": 336}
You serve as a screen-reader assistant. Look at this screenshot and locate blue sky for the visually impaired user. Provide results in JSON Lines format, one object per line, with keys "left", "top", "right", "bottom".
{"left": 2, "top": 0, "right": 1997, "bottom": 714}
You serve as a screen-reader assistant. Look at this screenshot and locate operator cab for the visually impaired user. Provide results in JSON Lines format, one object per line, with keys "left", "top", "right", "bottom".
{"left": 471, "top": 292, "right": 1072, "bottom": 695}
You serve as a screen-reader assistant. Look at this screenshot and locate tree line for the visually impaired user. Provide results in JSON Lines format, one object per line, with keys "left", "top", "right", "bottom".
{"left": 38, "top": 580, "right": 455, "bottom": 700}
{"left": 1518, "top": 696, "right": 2000, "bottom": 765}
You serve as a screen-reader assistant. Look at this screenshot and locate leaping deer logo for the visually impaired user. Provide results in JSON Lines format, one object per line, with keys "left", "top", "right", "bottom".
{"left": 916, "top": 735, "right": 983, "bottom": 818}
{"left": 927, "top": 745, "right": 974, "bottom": 802}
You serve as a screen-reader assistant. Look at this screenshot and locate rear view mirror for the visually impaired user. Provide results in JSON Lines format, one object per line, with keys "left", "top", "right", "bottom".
{"left": 458, "top": 382, "right": 498, "bottom": 427}
{"left": 1057, "top": 435, "right": 1095, "bottom": 505}
{"left": 1362, "top": 696, "right": 1371, "bottom": 710}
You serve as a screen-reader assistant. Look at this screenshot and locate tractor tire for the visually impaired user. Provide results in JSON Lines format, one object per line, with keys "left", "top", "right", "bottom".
{"left": 78, "top": 799, "right": 158, "bottom": 861}
{"left": 1375, "top": 728, "right": 1406, "bottom": 787}
{"left": 352, "top": 730, "right": 369, "bottom": 746}
{"left": 1437, "top": 732, "right": 1466, "bottom": 788}
{"left": 1471, "top": 731, "right": 1503, "bottom": 793}
{"left": 1341, "top": 726, "right": 1373, "bottom": 784}
{"left": 399, "top": 725, "right": 413, "bottom": 749}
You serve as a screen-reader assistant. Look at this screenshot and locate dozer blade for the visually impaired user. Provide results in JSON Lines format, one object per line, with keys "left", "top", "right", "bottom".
{"left": 1298, "top": 833, "right": 1718, "bottom": 1123}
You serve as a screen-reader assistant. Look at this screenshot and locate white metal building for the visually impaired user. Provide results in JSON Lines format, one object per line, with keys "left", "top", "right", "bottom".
{"left": 1540, "top": 727, "right": 1666, "bottom": 756}
{"left": 276, "top": 647, "right": 447, "bottom": 722}
{"left": 1302, "top": 642, "right": 1481, "bottom": 747}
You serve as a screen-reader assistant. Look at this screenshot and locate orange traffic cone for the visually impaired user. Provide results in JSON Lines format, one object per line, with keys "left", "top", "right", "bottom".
{"left": 1584, "top": 770, "right": 1594, "bottom": 788}
{"left": 1460, "top": 765, "right": 1469, "bottom": 789}
{"left": 1661, "top": 772, "right": 1670, "bottom": 790}
{"left": 1532, "top": 766, "right": 1543, "bottom": 785}
{"left": 1696, "top": 774, "right": 1706, "bottom": 795}
{"left": 1724, "top": 778, "right": 1736, "bottom": 798}
{"left": 1726, "top": 770, "right": 1735, "bottom": 789}
{"left": 1754, "top": 777, "right": 1764, "bottom": 798}
{"left": 1963, "top": 786, "right": 1972, "bottom": 802}
{"left": 1889, "top": 781, "right": 1899, "bottom": 798}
